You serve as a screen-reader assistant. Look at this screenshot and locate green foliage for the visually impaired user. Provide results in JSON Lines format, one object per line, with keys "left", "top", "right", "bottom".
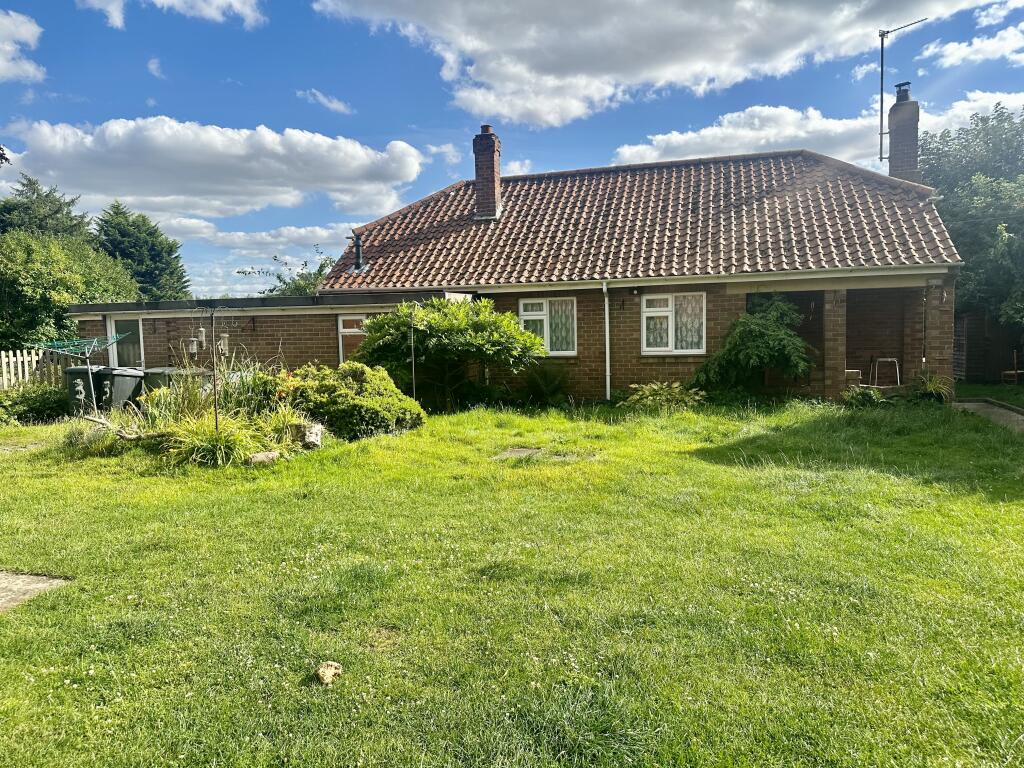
{"left": 920, "top": 104, "right": 1024, "bottom": 192}
{"left": 0, "top": 175, "right": 92, "bottom": 239}
{"left": 237, "top": 247, "right": 335, "bottom": 296}
{"left": 0, "top": 231, "right": 139, "bottom": 348}
{"left": 280, "top": 362, "right": 425, "bottom": 441}
{"left": 354, "top": 298, "right": 545, "bottom": 411}
{"left": 912, "top": 371, "right": 955, "bottom": 403}
{"left": 842, "top": 385, "right": 891, "bottom": 409}
{"left": 517, "top": 364, "right": 570, "bottom": 407}
{"left": 920, "top": 106, "right": 1024, "bottom": 326}
{"left": 163, "top": 412, "right": 267, "bottom": 467}
{"left": 617, "top": 381, "right": 706, "bottom": 411}
{"left": 0, "top": 381, "right": 70, "bottom": 424}
{"left": 95, "top": 201, "right": 190, "bottom": 301}
{"left": 693, "top": 296, "right": 811, "bottom": 392}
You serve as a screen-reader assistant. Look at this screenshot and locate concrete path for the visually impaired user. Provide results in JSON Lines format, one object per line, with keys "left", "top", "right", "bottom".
{"left": 953, "top": 401, "right": 1024, "bottom": 434}
{"left": 0, "top": 571, "right": 66, "bottom": 613}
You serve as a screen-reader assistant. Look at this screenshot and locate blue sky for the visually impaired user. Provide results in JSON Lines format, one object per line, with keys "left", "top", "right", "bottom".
{"left": 2, "top": 0, "right": 1023, "bottom": 295}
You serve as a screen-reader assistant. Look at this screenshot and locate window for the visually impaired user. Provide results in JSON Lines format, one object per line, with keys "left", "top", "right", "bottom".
{"left": 519, "top": 297, "right": 576, "bottom": 356}
{"left": 641, "top": 293, "right": 706, "bottom": 354}
{"left": 106, "top": 317, "right": 144, "bottom": 368}
{"left": 337, "top": 315, "right": 366, "bottom": 362}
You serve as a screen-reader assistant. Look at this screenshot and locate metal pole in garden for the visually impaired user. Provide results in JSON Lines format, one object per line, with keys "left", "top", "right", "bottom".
{"left": 409, "top": 305, "right": 417, "bottom": 402}
{"left": 211, "top": 307, "right": 220, "bottom": 434}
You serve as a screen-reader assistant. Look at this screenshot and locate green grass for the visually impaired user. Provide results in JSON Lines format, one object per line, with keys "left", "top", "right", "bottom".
{"left": 1, "top": 402, "right": 1023, "bottom": 767}
{"left": 958, "top": 382, "right": 1024, "bottom": 410}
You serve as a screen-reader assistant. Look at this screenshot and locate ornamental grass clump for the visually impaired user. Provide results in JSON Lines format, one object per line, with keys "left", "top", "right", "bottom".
{"left": 162, "top": 412, "right": 267, "bottom": 467}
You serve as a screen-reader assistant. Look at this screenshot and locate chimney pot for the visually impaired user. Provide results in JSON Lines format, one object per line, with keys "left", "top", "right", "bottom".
{"left": 472, "top": 125, "right": 502, "bottom": 220}
{"left": 888, "top": 81, "right": 922, "bottom": 183}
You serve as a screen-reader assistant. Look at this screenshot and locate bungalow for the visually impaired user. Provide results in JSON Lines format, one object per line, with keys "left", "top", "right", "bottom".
{"left": 71, "top": 83, "right": 959, "bottom": 400}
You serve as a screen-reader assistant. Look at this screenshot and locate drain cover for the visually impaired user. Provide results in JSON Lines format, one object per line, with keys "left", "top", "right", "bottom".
{"left": 0, "top": 572, "right": 66, "bottom": 613}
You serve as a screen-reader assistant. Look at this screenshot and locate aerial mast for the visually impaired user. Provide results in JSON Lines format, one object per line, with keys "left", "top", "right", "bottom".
{"left": 878, "top": 18, "right": 927, "bottom": 163}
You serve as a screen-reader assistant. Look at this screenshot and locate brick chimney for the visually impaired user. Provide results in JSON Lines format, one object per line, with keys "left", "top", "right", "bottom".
{"left": 472, "top": 124, "right": 501, "bottom": 220}
{"left": 888, "top": 82, "right": 923, "bottom": 183}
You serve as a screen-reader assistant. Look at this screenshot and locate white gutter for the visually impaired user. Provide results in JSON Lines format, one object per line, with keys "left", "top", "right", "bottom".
{"left": 320, "top": 263, "right": 958, "bottom": 295}
{"left": 602, "top": 280, "right": 611, "bottom": 401}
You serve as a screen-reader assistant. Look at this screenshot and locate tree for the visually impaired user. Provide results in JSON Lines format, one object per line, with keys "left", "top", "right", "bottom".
{"left": 0, "top": 174, "right": 92, "bottom": 239}
{"left": 920, "top": 105, "right": 1024, "bottom": 326}
{"left": 237, "top": 247, "right": 335, "bottom": 296}
{"left": 95, "top": 201, "right": 190, "bottom": 301}
{"left": 0, "top": 145, "right": 9, "bottom": 168}
{"left": 353, "top": 298, "right": 545, "bottom": 411}
{"left": 0, "top": 232, "right": 139, "bottom": 349}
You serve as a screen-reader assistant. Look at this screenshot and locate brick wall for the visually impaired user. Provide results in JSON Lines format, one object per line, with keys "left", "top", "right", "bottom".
{"left": 924, "top": 278, "right": 955, "bottom": 381}
{"left": 847, "top": 288, "right": 907, "bottom": 386}
{"left": 78, "top": 313, "right": 348, "bottom": 370}
{"left": 491, "top": 283, "right": 746, "bottom": 400}
{"left": 822, "top": 289, "right": 847, "bottom": 399}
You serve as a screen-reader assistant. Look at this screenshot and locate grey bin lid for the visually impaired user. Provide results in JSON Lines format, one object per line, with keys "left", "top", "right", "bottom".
{"left": 109, "top": 367, "right": 145, "bottom": 377}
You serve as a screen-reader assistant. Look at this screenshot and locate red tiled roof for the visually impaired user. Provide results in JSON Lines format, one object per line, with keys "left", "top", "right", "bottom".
{"left": 321, "top": 149, "right": 959, "bottom": 291}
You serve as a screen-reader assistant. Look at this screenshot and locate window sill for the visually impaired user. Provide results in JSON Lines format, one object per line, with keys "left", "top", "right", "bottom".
{"left": 639, "top": 351, "right": 706, "bottom": 360}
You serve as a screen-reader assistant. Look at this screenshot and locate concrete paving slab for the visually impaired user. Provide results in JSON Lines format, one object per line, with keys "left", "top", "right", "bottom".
{"left": 0, "top": 571, "right": 66, "bottom": 613}
{"left": 953, "top": 401, "right": 1024, "bottom": 434}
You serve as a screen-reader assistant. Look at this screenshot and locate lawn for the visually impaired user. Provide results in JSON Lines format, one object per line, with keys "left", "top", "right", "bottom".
{"left": 1, "top": 402, "right": 1023, "bottom": 767}
{"left": 958, "top": 382, "right": 1024, "bottom": 410}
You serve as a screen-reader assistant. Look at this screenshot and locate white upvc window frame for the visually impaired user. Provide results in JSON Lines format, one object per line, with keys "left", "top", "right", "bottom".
{"left": 105, "top": 315, "right": 146, "bottom": 368}
{"left": 518, "top": 297, "right": 577, "bottom": 357}
{"left": 641, "top": 292, "right": 707, "bottom": 355}
{"left": 337, "top": 314, "right": 367, "bottom": 363}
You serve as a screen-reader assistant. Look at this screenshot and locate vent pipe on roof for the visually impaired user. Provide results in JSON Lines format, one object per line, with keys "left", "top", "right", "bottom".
{"left": 347, "top": 233, "right": 363, "bottom": 271}
{"left": 472, "top": 124, "right": 502, "bottom": 220}
{"left": 888, "top": 82, "right": 923, "bottom": 183}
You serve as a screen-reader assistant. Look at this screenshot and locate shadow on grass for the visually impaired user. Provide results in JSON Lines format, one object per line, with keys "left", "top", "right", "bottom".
{"left": 693, "top": 403, "right": 1024, "bottom": 502}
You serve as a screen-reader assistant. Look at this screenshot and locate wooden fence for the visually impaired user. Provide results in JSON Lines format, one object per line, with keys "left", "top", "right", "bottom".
{"left": 0, "top": 349, "right": 72, "bottom": 390}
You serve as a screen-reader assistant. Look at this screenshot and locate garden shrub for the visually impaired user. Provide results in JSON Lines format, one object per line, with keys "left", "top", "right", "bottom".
{"left": 280, "top": 362, "right": 425, "bottom": 440}
{"left": 0, "top": 381, "right": 69, "bottom": 424}
{"left": 693, "top": 296, "right": 811, "bottom": 392}
{"left": 617, "top": 382, "right": 706, "bottom": 411}
{"left": 517, "top": 364, "right": 570, "bottom": 407}
{"left": 842, "top": 385, "right": 891, "bottom": 408}
{"left": 353, "top": 298, "right": 544, "bottom": 411}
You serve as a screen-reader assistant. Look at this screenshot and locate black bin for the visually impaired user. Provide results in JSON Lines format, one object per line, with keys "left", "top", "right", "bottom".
{"left": 94, "top": 367, "right": 145, "bottom": 409}
{"left": 65, "top": 365, "right": 101, "bottom": 414}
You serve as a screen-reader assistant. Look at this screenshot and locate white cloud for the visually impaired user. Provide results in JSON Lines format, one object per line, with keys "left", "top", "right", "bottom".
{"left": 0, "top": 10, "right": 45, "bottom": 83}
{"left": 77, "top": 0, "right": 265, "bottom": 29}
{"left": 146, "top": 96, "right": 158, "bottom": 107}
{"left": 425, "top": 142, "right": 461, "bottom": 164}
{"left": 613, "top": 89, "right": 1024, "bottom": 169}
{"left": 296, "top": 88, "right": 353, "bottom": 115}
{"left": 157, "top": 218, "right": 361, "bottom": 296}
{"left": 504, "top": 159, "right": 532, "bottom": 175}
{"left": 0, "top": 116, "right": 425, "bottom": 219}
{"left": 147, "top": 57, "right": 165, "bottom": 79}
{"left": 851, "top": 62, "right": 880, "bottom": 81}
{"left": 919, "top": 21, "right": 1024, "bottom": 67}
{"left": 312, "top": 0, "right": 1008, "bottom": 127}
{"left": 975, "top": 0, "right": 1024, "bottom": 25}
{"left": 161, "top": 217, "right": 358, "bottom": 257}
